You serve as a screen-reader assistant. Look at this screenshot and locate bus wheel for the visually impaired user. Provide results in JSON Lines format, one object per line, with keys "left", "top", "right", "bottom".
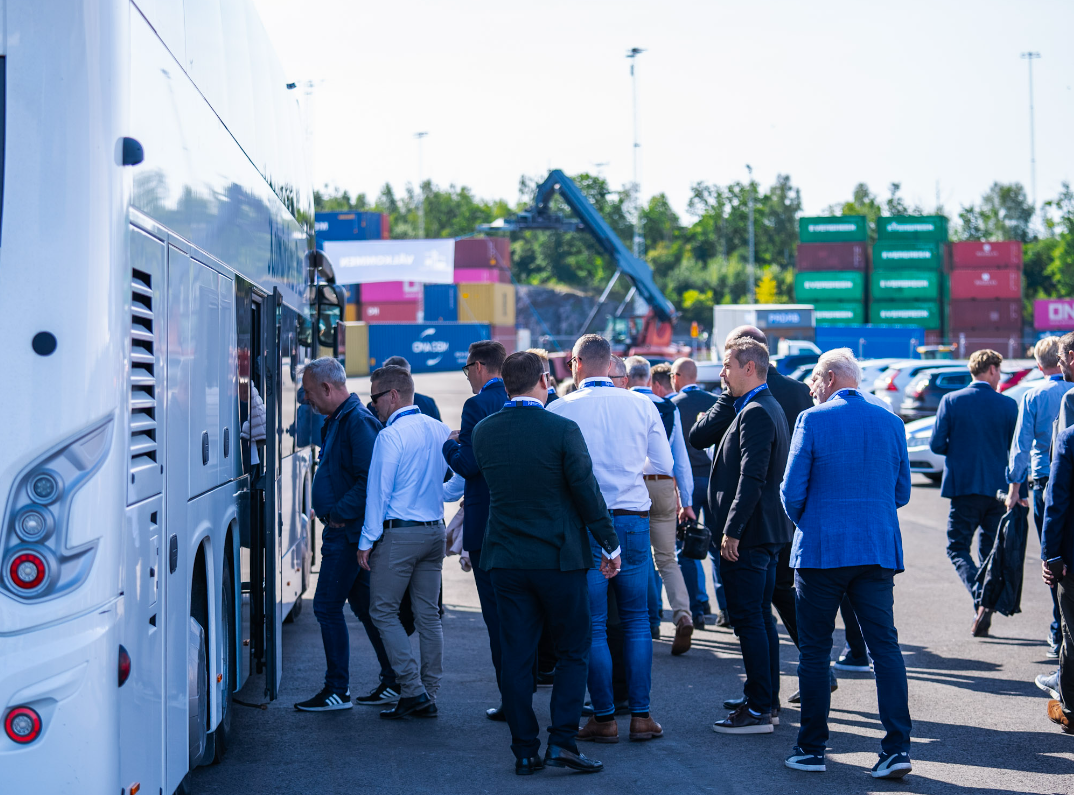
{"left": 212, "top": 564, "right": 235, "bottom": 763}
{"left": 284, "top": 595, "right": 302, "bottom": 623}
{"left": 188, "top": 614, "right": 209, "bottom": 769}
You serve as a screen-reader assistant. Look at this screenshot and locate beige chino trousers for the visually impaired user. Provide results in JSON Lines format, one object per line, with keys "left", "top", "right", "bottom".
{"left": 645, "top": 476, "right": 691, "bottom": 625}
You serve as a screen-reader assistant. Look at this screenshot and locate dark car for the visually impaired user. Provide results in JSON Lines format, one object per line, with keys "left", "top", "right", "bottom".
{"left": 899, "top": 368, "right": 973, "bottom": 421}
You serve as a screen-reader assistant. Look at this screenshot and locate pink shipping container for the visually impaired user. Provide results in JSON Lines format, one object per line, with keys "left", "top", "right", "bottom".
{"left": 454, "top": 268, "right": 511, "bottom": 284}
{"left": 360, "top": 281, "right": 422, "bottom": 303}
{"left": 491, "top": 325, "right": 517, "bottom": 354}
{"left": 948, "top": 269, "right": 1022, "bottom": 300}
{"left": 947, "top": 299, "right": 1022, "bottom": 331}
{"left": 796, "top": 242, "right": 868, "bottom": 272}
{"left": 1034, "top": 299, "right": 1074, "bottom": 330}
{"left": 950, "top": 241, "right": 1023, "bottom": 269}
{"left": 456, "top": 237, "right": 512, "bottom": 269}
{"left": 360, "top": 302, "right": 419, "bottom": 323}
{"left": 380, "top": 213, "right": 390, "bottom": 239}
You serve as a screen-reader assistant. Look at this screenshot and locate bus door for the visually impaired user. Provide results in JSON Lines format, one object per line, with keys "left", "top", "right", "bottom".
{"left": 259, "top": 288, "right": 283, "bottom": 698}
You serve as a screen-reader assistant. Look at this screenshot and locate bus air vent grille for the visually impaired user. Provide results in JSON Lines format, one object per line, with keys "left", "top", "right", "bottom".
{"left": 128, "top": 267, "right": 160, "bottom": 504}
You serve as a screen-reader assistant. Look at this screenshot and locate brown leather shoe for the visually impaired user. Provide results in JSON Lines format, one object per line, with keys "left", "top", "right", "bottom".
{"left": 971, "top": 606, "right": 993, "bottom": 637}
{"left": 671, "top": 616, "right": 693, "bottom": 656}
{"left": 629, "top": 715, "right": 664, "bottom": 741}
{"left": 577, "top": 717, "right": 619, "bottom": 743}
{"left": 1048, "top": 700, "right": 1074, "bottom": 734}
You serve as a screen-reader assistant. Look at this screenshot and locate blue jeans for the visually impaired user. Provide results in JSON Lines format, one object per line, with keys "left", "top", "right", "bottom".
{"left": 588, "top": 515, "right": 653, "bottom": 716}
{"left": 796, "top": 565, "right": 911, "bottom": 756}
{"left": 647, "top": 563, "right": 663, "bottom": 630}
{"left": 721, "top": 543, "right": 781, "bottom": 712}
{"left": 1033, "top": 486, "right": 1062, "bottom": 645}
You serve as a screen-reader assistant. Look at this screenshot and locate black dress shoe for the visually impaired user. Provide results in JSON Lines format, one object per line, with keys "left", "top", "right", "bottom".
{"left": 537, "top": 670, "right": 555, "bottom": 687}
{"left": 723, "top": 694, "right": 746, "bottom": 710}
{"left": 515, "top": 756, "right": 545, "bottom": 776}
{"left": 544, "top": 744, "right": 603, "bottom": 773}
{"left": 380, "top": 693, "right": 431, "bottom": 719}
{"left": 486, "top": 704, "right": 507, "bottom": 722}
{"left": 413, "top": 702, "right": 438, "bottom": 718}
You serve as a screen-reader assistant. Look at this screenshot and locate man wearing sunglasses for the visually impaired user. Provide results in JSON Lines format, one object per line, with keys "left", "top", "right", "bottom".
{"left": 443, "top": 340, "right": 510, "bottom": 719}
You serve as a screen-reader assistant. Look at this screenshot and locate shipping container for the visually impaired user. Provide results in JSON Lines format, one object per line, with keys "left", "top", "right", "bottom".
{"left": 947, "top": 269, "right": 1021, "bottom": 301}
{"left": 380, "top": 213, "right": 391, "bottom": 240}
{"left": 869, "top": 301, "right": 941, "bottom": 330}
{"left": 950, "top": 241, "right": 1022, "bottom": 269}
{"left": 360, "top": 281, "right": 422, "bottom": 303}
{"left": 815, "top": 324, "right": 926, "bottom": 359}
{"left": 950, "top": 333, "right": 1027, "bottom": 359}
{"left": 344, "top": 304, "right": 359, "bottom": 323}
{"left": 491, "top": 325, "right": 518, "bottom": 354}
{"left": 456, "top": 237, "right": 512, "bottom": 269}
{"left": 870, "top": 270, "right": 940, "bottom": 300}
{"left": 1034, "top": 299, "right": 1074, "bottom": 331}
{"left": 796, "top": 242, "right": 868, "bottom": 271}
{"left": 343, "top": 322, "right": 370, "bottom": 377}
{"left": 367, "top": 322, "right": 492, "bottom": 373}
{"left": 794, "top": 271, "right": 864, "bottom": 301}
{"left": 876, "top": 215, "right": 949, "bottom": 242}
{"left": 947, "top": 299, "right": 1022, "bottom": 330}
{"left": 361, "top": 301, "right": 420, "bottom": 323}
{"left": 453, "top": 267, "right": 511, "bottom": 284}
{"left": 314, "top": 210, "right": 384, "bottom": 241}
{"left": 799, "top": 215, "right": 867, "bottom": 243}
{"left": 873, "top": 241, "right": 944, "bottom": 270}
{"left": 423, "top": 284, "right": 458, "bottom": 322}
{"left": 712, "top": 305, "right": 815, "bottom": 354}
{"left": 457, "top": 282, "right": 517, "bottom": 326}
{"left": 924, "top": 329, "right": 943, "bottom": 346}
{"left": 813, "top": 303, "right": 865, "bottom": 325}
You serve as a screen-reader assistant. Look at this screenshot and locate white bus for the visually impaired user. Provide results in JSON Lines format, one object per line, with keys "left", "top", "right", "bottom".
{"left": 0, "top": 3, "right": 342, "bottom": 793}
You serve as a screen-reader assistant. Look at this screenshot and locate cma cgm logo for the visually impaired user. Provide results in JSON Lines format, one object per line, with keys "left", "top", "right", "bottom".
{"left": 1050, "top": 304, "right": 1074, "bottom": 324}
{"left": 412, "top": 327, "right": 450, "bottom": 366}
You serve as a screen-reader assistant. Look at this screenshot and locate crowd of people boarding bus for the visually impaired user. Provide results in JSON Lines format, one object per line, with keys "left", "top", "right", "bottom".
{"left": 288, "top": 327, "right": 1074, "bottom": 779}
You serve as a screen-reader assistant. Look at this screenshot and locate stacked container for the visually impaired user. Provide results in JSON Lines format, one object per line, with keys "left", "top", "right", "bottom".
{"left": 869, "top": 216, "right": 947, "bottom": 332}
{"left": 455, "top": 238, "right": 513, "bottom": 283}
{"left": 315, "top": 210, "right": 389, "bottom": 321}
{"left": 359, "top": 280, "right": 420, "bottom": 324}
{"left": 947, "top": 241, "right": 1024, "bottom": 356}
{"left": 795, "top": 216, "right": 868, "bottom": 325}
{"left": 454, "top": 237, "right": 516, "bottom": 348}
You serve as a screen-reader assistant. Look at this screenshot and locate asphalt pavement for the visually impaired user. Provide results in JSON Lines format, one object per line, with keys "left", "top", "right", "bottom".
{"left": 192, "top": 372, "right": 1074, "bottom": 794}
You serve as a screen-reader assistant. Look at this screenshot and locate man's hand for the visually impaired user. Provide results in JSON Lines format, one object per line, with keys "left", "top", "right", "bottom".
{"left": 448, "top": 430, "right": 460, "bottom": 442}
{"left": 329, "top": 519, "right": 345, "bottom": 528}
{"left": 1006, "top": 482, "right": 1029, "bottom": 511}
{"left": 357, "top": 548, "right": 371, "bottom": 571}
{"left": 1043, "top": 559, "right": 1065, "bottom": 588}
{"left": 721, "top": 535, "right": 740, "bottom": 562}
{"left": 600, "top": 554, "right": 621, "bottom": 579}
{"left": 678, "top": 505, "right": 697, "bottom": 524}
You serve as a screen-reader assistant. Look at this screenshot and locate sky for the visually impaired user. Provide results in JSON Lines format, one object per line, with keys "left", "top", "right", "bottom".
{"left": 252, "top": 0, "right": 1074, "bottom": 220}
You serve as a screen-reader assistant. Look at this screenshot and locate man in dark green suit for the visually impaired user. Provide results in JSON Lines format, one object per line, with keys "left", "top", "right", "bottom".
{"left": 473, "top": 351, "right": 622, "bottom": 776}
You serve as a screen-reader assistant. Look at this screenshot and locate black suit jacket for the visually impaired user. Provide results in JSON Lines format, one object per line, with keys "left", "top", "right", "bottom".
{"left": 671, "top": 388, "right": 719, "bottom": 478}
{"left": 765, "top": 370, "right": 813, "bottom": 431}
{"left": 691, "top": 389, "right": 791, "bottom": 548}
{"left": 472, "top": 406, "right": 619, "bottom": 570}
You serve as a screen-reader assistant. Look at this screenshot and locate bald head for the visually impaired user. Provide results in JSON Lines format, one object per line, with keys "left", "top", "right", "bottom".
{"left": 727, "top": 325, "right": 768, "bottom": 351}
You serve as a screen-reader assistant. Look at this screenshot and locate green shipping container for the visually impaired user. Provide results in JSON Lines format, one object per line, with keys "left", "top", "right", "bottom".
{"left": 873, "top": 241, "right": 943, "bottom": 270}
{"left": 869, "top": 301, "right": 941, "bottom": 330}
{"left": 799, "top": 215, "right": 868, "bottom": 243}
{"left": 870, "top": 270, "right": 941, "bottom": 300}
{"left": 794, "top": 271, "right": 865, "bottom": 302}
{"left": 813, "top": 302, "right": 865, "bottom": 325}
{"left": 876, "top": 215, "right": 949, "bottom": 242}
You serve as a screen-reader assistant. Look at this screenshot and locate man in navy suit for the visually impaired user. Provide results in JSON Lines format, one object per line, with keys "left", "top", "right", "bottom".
{"left": 930, "top": 349, "right": 1019, "bottom": 636}
{"left": 781, "top": 348, "right": 914, "bottom": 779}
{"left": 1042, "top": 419, "right": 1074, "bottom": 733}
{"left": 442, "top": 340, "right": 509, "bottom": 719}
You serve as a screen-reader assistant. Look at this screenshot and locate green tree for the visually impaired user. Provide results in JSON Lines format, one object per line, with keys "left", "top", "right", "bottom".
{"left": 956, "top": 182, "right": 1035, "bottom": 243}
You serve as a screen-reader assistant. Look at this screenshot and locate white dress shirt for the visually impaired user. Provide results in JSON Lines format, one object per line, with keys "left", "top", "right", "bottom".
{"left": 360, "top": 406, "right": 452, "bottom": 550}
{"left": 547, "top": 377, "right": 674, "bottom": 511}
{"left": 631, "top": 387, "right": 694, "bottom": 499}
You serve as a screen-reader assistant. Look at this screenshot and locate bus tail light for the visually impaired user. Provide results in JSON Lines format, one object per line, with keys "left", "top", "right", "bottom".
{"left": 6, "top": 549, "right": 49, "bottom": 594}
{"left": 4, "top": 706, "right": 42, "bottom": 744}
{"left": 119, "top": 645, "right": 131, "bottom": 687}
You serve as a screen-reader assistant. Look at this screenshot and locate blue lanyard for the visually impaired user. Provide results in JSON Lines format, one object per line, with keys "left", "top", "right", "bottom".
{"left": 1050, "top": 374, "right": 1066, "bottom": 382}
{"left": 681, "top": 384, "right": 701, "bottom": 392}
{"left": 387, "top": 407, "right": 421, "bottom": 426}
{"left": 582, "top": 378, "right": 615, "bottom": 388}
{"left": 631, "top": 387, "right": 653, "bottom": 394}
{"left": 734, "top": 383, "right": 768, "bottom": 413}
{"left": 834, "top": 388, "right": 861, "bottom": 400}
{"left": 482, "top": 377, "right": 504, "bottom": 391}
{"left": 504, "top": 398, "right": 544, "bottom": 409}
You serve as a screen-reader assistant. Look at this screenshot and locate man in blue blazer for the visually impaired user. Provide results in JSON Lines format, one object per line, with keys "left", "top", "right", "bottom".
{"left": 442, "top": 340, "right": 509, "bottom": 719}
{"left": 930, "top": 349, "right": 1019, "bottom": 635}
{"left": 781, "top": 348, "right": 914, "bottom": 779}
{"left": 1042, "top": 422, "right": 1074, "bottom": 733}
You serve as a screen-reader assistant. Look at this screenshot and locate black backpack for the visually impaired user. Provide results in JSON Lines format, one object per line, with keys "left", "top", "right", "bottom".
{"left": 654, "top": 399, "right": 676, "bottom": 440}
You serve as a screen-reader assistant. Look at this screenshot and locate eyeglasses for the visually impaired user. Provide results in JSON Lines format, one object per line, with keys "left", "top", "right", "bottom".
{"left": 567, "top": 357, "right": 578, "bottom": 369}
{"left": 461, "top": 361, "right": 485, "bottom": 377}
{"left": 370, "top": 389, "right": 392, "bottom": 403}
{"left": 610, "top": 374, "right": 627, "bottom": 381}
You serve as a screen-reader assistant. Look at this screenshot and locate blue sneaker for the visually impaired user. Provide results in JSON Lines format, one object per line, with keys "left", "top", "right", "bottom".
{"left": 871, "top": 751, "right": 912, "bottom": 779}
{"left": 785, "top": 746, "right": 826, "bottom": 772}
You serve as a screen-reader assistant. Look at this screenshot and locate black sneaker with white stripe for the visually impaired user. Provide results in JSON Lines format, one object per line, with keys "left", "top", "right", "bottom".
{"left": 294, "top": 686, "right": 352, "bottom": 711}
{"left": 785, "top": 746, "right": 826, "bottom": 772}
{"left": 354, "top": 682, "right": 400, "bottom": 706}
{"left": 871, "top": 751, "right": 912, "bottom": 779}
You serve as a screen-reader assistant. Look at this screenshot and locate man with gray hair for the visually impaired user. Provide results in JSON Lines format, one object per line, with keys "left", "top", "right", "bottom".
{"left": 381, "top": 356, "right": 442, "bottom": 420}
{"left": 624, "top": 355, "right": 696, "bottom": 655}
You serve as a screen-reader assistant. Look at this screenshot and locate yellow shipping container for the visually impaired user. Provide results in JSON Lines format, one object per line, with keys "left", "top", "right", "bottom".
{"left": 343, "top": 322, "right": 370, "bottom": 377}
{"left": 457, "top": 283, "right": 516, "bottom": 326}
{"left": 344, "top": 304, "right": 359, "bottom": 322}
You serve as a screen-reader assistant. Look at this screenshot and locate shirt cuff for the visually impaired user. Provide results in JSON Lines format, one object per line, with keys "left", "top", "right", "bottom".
{"left": 602, "top": 546, "right": 621, "bottom": 560}
{"left": 358, "top": 528, "right": 380, "bottom": 551}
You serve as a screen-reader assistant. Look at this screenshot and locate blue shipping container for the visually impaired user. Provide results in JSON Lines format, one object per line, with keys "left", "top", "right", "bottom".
{"left": 315, "top": 211, "right": 384, "bottom": 242}
{"left": 368, "top": 322, "right": 491, "bottom": 373}
{"left": 814, "top": 324, "right": 926, "bottom": 360}
{"left": 423, "top": 284, "right": 458, "bottom": 322}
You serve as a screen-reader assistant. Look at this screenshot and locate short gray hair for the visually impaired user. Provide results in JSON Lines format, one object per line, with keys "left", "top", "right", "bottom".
{"left": 813, "top": 348, "right": 862, "bottom": 385}
{"left": 383, "top": 355, "right": 412, "bottom": 373}
{"left": 724, "top": 337, "right": 769, "bottom": 378}
{"left": 624, "top": 355, "right": 651, "bottom": 383}
{"left": 303, "top": 356, "right": 347, "bottom": 388}
{"left": 1035, "top": 336, "right": 1061, "bottom": 369}
{"left": 609, "top": 355, "right": 627, "bottom": 378}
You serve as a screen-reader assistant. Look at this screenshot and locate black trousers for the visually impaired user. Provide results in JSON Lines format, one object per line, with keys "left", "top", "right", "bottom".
{"left": 771, "top": 542, "right": 798, "bottom": 648}
{"left": 1058, "top": 573, "right": 1074, "bottom": 718}
{"left": 491, "top": 568, "right": 591, "bottom": 759}
{"left": 472, "top": 549, "right": 503, "bottom": 690}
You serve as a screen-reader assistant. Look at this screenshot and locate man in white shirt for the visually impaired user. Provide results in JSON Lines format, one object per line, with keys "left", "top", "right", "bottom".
{"left": 358, "top": 365, "right": 451, "bottom": 720}
{"left": 548, "top": 334, "right": 673, "bottom": 743}
{"left": 624, "top": 356, "right": 696, "bottom": 656}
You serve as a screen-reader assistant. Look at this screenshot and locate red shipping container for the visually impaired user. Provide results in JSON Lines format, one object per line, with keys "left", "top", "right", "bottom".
{"left": 924, "top": 330, "right": 943, "bottom": 346}
{"left": 380, "top": 213, "right": 390, "bottom": 240}
{"left": 491, "top": 324, "right": 517, "bottom": 354}
{"left": 947, "top": 299, "right": 1022, "bottom": 330}
{"left": 360, "top": 281, "right": 422, "bottom": 302}
{"left": 796, "top": 242, "right": 868, "bottom": 272}
{"left": 454, "top": 268, "right": 510, "bottom": 284}
{"left": 950, "top": 241, "right": 1023, "bottom": 269}
{"left": 360, "top": 302, "right": 419, "bottom": 323}
{"left": 949, "top": 334, "right": 1028, "bottom": 359}
{"left": 948, "top": 269, "right": 1022, "bottom": 300}
{"left": 455, "top": 237, "right": 512, "bottom": 269}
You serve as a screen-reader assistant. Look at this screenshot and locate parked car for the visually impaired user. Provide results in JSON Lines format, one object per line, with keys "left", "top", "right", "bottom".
{"left": 1000, "top": 362, "right": 1041, "bottom": 392}
{"left": 900, "top": 368, "right": 973, "bottom": 421}
{"left": 872, "top": 360, "right": 967, "bottom": 413}
{"left": 788, "top": 364, "right": 814, "bottom": 383}
{"left": 695, "top": 360, "right": 723, "bottom": 393}
{"left": 859, "top": 358, "right": 901, "bottom": 390}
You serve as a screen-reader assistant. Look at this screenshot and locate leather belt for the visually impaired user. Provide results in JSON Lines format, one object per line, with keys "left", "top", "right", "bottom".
{"left": 643, "top": 474, "right": 673, "bottom": 481}
{"left": 383, "top": 519, "right": 443, "bottom": 529}
{"left": 612, "top": 509, "right": 650, "bottom": 517}
{"left": 1030, "top": 477, "right": 1049, "bottom": 490}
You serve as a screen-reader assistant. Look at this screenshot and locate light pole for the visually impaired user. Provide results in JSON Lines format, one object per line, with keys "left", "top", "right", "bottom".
{"left": 1020, "top": 52, "right": 1041, "bottom": 211}
{"left": 415, "top": 131, "right": 428, "bottom": 237}
{"left": 627, "top": 47, "right": 645, "bottom": 259}
{"left": 746, "top": 164, "right": 755, "bottom": 303}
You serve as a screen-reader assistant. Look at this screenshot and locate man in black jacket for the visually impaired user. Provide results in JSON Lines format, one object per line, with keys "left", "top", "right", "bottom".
{"left": 473, "top": 352, "right": 621, "bottom": 775}
{"left": 692, "top": 337, "right": 791, "bottom": 733}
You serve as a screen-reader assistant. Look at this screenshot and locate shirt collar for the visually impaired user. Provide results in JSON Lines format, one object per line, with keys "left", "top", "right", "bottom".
{"left": 386, "top": 405, "right": 421, "bottom": 426}
{"left": 547, "top": 386, "right": 557, "bottom": 394}
{"left": 733, "top": 383, "right": 769, "bottom": 413}
{"left": 664, "top": 390, "right": 678, "bottom": 398}
{"left": 833, "top": 388, "right": 861, "bottom": 400}
{"left": 630, "top": 386, "right": 653, "bottom": 394}
{"left": 581, "top": 377, "right": 615, "bottom": 388}
{"left": 482, "top": 377, "right": 504, "bottom": 392}
{"left": 504, "top": 397, "right": 545, "bottom": 409}
{"left": 1049, "top": 374, "right": 1066, "bottom": 382}
{"left": 681, "top": 384, "right": 702, "bottom": 392}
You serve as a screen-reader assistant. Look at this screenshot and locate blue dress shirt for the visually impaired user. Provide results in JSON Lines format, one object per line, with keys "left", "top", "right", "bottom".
{"left": 1008, "top": 374, "right": 1074, "bottom": 484}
